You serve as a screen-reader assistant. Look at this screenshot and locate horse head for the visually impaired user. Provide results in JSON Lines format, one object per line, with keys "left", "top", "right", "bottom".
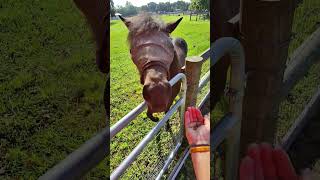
{"left": 119, "top": 13, "right": 183, "bottom": 121}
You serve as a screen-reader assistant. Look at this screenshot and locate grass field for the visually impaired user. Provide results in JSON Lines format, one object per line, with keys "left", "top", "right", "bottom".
{"left": 0, "top": 0, "right": 107, "bottom": 179}
{"left": 276, "top": 0, "right": 320, "bottom": 142}
{"left": 110, "top": 15, "right": 210, "bottom": 178}
{"left": 1, "top": 0, "right": 318, "bottom": 179}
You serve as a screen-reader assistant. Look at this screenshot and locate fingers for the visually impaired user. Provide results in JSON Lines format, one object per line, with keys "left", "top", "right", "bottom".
{"left": 184, "top": 110, "right": 191, "bottom": 127}
{"left": 241, "top": 143, "right": 299, "bottom": 180}
{"left": 273, "top": 146, "right": 299, "bottom": 180}
{"left": 260, "top": 143, "right": 277, "bottom": 180}
{"left": 185, "top": 109, "right": 197, "bottom": 129}
{"left": 190, "top": 107, "right": 197, "bottom": 123}
{"left": 247, "top": 144, "right": 264, "bottom": 180}
{"left": 204, "top": 115, "right": 210, "bottom": 128}
{"left": 195, "top": 108, "right": 204, "bottom": 124}
{"left": 186, "top": 107, "right": 204, "bottom": 125}
{"left": 187, "top": 107, "right": 195, "bottom": 123}
{"left": 240, "top": 156, "right": 255, "bottom": 180}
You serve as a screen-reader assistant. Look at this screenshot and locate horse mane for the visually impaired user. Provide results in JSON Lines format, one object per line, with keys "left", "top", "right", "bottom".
{"left": 127, "top": 13, "right": 166, "bottom": 46}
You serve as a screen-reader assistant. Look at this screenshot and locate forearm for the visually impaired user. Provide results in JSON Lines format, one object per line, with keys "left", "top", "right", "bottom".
{"left": 191, "top": 152, "right": 210, "bottom": 180}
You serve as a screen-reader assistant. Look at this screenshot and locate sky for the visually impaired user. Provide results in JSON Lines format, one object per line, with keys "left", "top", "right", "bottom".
{"left": 114, "top": 0, "right": 191, "bottom": 7}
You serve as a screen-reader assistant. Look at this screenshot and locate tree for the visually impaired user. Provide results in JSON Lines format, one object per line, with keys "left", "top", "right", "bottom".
{"left": 174, "top": 1, "right": 190, "bottom": 11}
{"left": 141, "top": 5, "right": 148, "bottom": 12}
{"left": 116, "top": 1, "right": 138, "bottom": 16}
{"left": 147, "top": 2, "right": 157, "bottom": 12}
{"left": 157, "top": 2, "right": 166, "bottom": 12}
{"left": 189, "top": 0, "right": 209, "bottom": 11}
{"left": 165, "top": 2, "right": 173, "bottom": 12}
{"left": 110, "top": 0, "right": 115, "bottom": 17}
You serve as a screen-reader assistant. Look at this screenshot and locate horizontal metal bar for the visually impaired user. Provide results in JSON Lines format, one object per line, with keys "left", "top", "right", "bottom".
{"left": 155, "top": 141, "right": 182, "bottom": 180}
{"left": 39, "top": 127, "right": 109, "bottom": 180}
{"left": 282, "top": 27, "right": 320, "bottom": 100}
{"left": 110, "top": 102, "right": 146, "bottom": 139}
{"left": 198, "top": 91, "right": 210, "bottom": 109}
{"left": 169, "top": 73, "right": 186, "bottom": 86}
{"left": 110, "top": 98, "right": 184, "bottom": 180}
{"left": 110, "top": 73, "right": 186, "bottom": 139}
{"left": 211, "top": 114, "right": 238, "bottom": 151}
{"left": 198, "top": 71, "right": 210, "bottom": 92}
{"left": 281, "top": 86, "right": 320, "bottom": 151}
{"left": 168, "top": 147, "right": 191, "bottom": 180}
{"left": 200, "top": 48, "right": 211, "bottom": 61}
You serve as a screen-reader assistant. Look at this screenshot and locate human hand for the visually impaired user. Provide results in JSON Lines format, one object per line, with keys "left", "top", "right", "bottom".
{"left": 239, "top": 143, "right": 320, "bottom": 180}
{"left": 184, "top": 107, "right": 210, "bottom": 146}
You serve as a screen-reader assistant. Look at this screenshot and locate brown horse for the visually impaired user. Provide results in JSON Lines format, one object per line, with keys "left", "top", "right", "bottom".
{"left": 119, "top": 13, "right": 188, "bottom": 121}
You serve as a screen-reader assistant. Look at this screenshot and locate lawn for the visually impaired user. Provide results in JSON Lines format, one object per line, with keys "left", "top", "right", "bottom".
{"left": 276, "top": 0, "right": 320, "bottom": 142}
{"left": 110, "top": 15, "right": 210, "bottom": 178}
{"left": 0, "top": 0, "right": 107, "bottom": 179}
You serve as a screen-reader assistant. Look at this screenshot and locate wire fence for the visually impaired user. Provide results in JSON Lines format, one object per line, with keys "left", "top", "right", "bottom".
{"left": 120, "top": 113, "right": 181, "bottom": 179}
{"left": 277, "top": 0, "right": 320, "bottom": 142}
{"left": 287, "top": 0, "right": 320, "bottom": 57}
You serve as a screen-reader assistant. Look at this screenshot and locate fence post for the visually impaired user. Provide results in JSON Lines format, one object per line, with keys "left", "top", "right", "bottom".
{"left": 240, "top": 0, "right": 295, "bottom": 153}
{"left": 185, "top": 56, "right": 203, "bottom": 109}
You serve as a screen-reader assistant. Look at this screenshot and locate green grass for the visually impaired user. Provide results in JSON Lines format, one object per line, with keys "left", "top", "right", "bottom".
{"left": 110, "top": 15, "right": 209, "bottom": 178}
{"left": 0, "top": 0, "right": 107, "bottom": 179}
{"left": 276, "top": 0, "right": 320, "bottom": 142}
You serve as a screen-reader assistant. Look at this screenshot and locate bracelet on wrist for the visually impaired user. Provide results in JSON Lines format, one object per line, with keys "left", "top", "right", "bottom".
{"left": 190, "top": 144, "right": 210, "bottom": 153}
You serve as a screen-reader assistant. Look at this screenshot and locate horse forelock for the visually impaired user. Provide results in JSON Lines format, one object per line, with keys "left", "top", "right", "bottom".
{"left": 127, "top": 13, "right": 166, "bottom": 46}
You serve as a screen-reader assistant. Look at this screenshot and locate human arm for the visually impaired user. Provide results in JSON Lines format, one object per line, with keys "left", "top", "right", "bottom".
{"left": 184, "top": 107, "right": 210, "bottom": 180}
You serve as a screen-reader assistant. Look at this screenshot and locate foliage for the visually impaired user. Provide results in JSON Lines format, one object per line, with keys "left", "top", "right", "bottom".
{"left": 116, "top": 1, "right": 138, "bottom": 17}
{"left": 189, "top": 0, "right": 209, "bottom": 11}
{"left": 147, "top": 2, "right": 158, "bottom": 12}
{"left": 110, "top": 0, "right": 116, "bottom": 17}
{"left": 116, "top": 1, "right": 190, "bottom": 16}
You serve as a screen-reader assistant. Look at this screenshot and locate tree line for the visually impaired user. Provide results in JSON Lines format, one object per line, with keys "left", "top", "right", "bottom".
{"left": 110, "top": 0, "right": 208, "bottom": 17}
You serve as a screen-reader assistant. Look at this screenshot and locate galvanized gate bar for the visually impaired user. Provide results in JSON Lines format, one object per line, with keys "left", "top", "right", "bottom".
{"left": 198, "top": 91, "right": 210, "bottom": 109}
{"left": 211, "top": 114, "right": 237, "bottom": 150}
{"left": 211, "top": 37, "right": 245, "bottom": 180}
{"left": 110, "top": 73, "right": 187, "bottom": 140}
{"left": 155, "top": 142, "right": 182, "bottom": 180}
{"left": 281, "top": 86, "right": 320, "bottom": 150}
{"left": 110, "top": 73, "right": 187, "bottom": 180}
{"left": 110, "top": 102, "right": 146, "bottom": 139}
{"left": 168, "top": 147, "right": 191, "bottom": 180}
{"left": 111, "top": 98, "right": 184, "bottom": 179}
{"left": 198, "top": 71, "right": 210, "bottom": 92}
{"left": 39, "top": 127, "right": 109, "bottom": 180}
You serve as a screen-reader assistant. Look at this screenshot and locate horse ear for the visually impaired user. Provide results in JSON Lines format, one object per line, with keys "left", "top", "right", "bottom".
{"left": 165, "top": 17, "right": 183, "bottom": 33}
{"left": 118, "top": 15, "right": 131, "bottom": 28}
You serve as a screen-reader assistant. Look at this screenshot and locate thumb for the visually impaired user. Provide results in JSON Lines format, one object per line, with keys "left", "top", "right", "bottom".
{"left": 204, "top": 114, "right": 210, "bottom": 128}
